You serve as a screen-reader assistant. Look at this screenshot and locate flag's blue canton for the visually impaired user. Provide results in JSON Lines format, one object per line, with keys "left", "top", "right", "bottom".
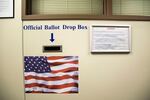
{"left": 24, "top": 56, "right": 51, "bottom": 73}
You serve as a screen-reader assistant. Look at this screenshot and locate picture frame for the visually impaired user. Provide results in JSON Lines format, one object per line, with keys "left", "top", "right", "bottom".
{"left": 0, "top": 0, "right": 14, "bottom": 18}
{"left": 90, "top": 24, "right": 131, "bottom": 53}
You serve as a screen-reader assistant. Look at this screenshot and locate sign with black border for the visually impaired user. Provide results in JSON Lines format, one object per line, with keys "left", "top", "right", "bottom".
{"left": 90, "top": 24, "right": 131, "bottom": 53}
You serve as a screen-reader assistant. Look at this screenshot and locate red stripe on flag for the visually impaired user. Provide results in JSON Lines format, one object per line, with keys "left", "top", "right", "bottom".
{"left": 25, "top": 75, "right": 78, "bottom": 81}
{"left": 25, "top": 83, "right": 78, "bottom": 89}
{"left": 47, "top": 56, "right": 66, "bottom": 60}
{"left": 50, "top": 60, "right": 78, "bottom": 66}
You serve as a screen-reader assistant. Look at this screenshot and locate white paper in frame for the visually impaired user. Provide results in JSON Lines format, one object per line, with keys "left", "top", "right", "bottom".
{"left": 0, "top": 0, "right": 14, "bottom": 18}
{"left": 90, "top": 24, "right": 131, "bottom": 53}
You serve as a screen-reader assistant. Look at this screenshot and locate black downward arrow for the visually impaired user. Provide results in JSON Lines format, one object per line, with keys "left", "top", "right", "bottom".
{"left": 50, "top": 33, "right": 55, "bottom": 42}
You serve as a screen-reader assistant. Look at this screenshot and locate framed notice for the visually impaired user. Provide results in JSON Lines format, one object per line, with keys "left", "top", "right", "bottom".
{"left": 90, "top": 25, "right": 131, "bottom": 53}
{"left": 0, "top": 0, "right": 14, "bottom": 18}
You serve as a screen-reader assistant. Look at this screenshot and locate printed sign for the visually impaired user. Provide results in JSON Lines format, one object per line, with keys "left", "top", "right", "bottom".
{"left": 91, "top": 25, "right": 131, "bottom": 52}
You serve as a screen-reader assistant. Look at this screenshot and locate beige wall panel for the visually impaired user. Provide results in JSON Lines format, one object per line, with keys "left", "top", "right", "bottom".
{"left": 0, "top": 0, "right": 24, "bottom": 100}
{"left": 23, "top": 21, "right": 150, "bottom": 100}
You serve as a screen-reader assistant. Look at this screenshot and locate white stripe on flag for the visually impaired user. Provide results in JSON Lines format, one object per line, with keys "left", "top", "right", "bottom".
{"left": 51, "top": 63, "right": 78, "bottom": 71}
{"left": 24, "top": 71, "right": 78, "bottom": 77}
{"left": 25, "top": 78, "right": 78, "bottom": 85}
{"left": 25, "top": 87, "right": 78, "bottom": 93}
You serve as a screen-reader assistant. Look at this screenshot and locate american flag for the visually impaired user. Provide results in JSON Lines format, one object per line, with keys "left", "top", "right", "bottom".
{"left": 24, "top": 56, "right": 78, "bottom": 93}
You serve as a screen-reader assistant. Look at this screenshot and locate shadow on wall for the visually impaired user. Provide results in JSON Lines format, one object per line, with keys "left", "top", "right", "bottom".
{"left": 0, "top": 85, "right": 7, "bottom": 100}
{"left": 0, "top": 84, "right": 22, "bottom": 100}
{"left": 143, "top": 89, "right": 150, "bottom": 100}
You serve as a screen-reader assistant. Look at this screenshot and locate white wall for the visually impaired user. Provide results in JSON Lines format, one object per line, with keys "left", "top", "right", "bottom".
{"left": 0, "top": 0, "right": 150, "bottom": 100}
